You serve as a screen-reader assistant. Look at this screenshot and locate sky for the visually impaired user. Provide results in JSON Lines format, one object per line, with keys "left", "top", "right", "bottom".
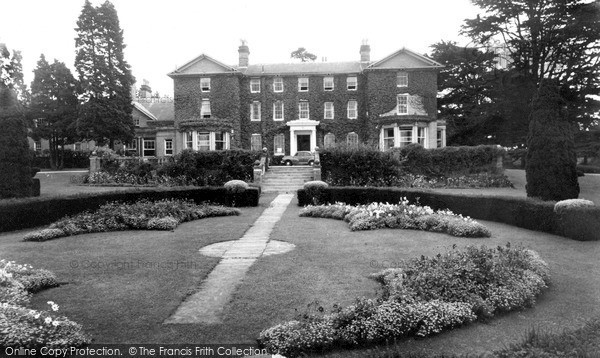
{"left": 1, "top": 0, "right": 480, "bottom": 97}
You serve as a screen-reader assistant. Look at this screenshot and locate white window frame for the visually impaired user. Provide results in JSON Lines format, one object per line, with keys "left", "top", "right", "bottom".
{"left": 417, "top": 127, "right": 427, "bottom": 146}
{"left": 273, "top": 101, "right": 284, "bottom": 121}
{"left": 346, "top": 132, "right": 359, "bottom": 147}
{"left": 273, "top": 77, "right": 284, "bottom": 93}
{"left": 200, "top": 77, "right": 211, "bottom": 92}
{"left": 164, "top": 139, "right": 173, "bottom": 155}
{"left": 185, "top": 132, "right": 193, "bottom": 149}
{"left": 437, "top": 127, "right": 446, "bottom": 148}
{"left": 347, "top": 76, "right": 357, "bottom": 91}
{"left": 34, "top": 140, "right": 42, "bottom": 152}
{"left": 214, "top": 132, "right": 227, "bottom": 151}
{"left": 298, "top": 77, "right": 309, "bottom": 92}
{"left": 201, "top": 99, "right": 211, "bottom": 118}
{"left": 397, "top": 94, "right": 408, "bottom": 115}
{"left": 197, "top": 132, "right": 211, "bottom": 151}
{"left": 299, "top": 101, "right": 309, "bottom": 120}
{"left": 347, "top": 100, "right": 358, "bottom": 119}
{"left": 382, "top": 127, "right": 395, "bottom": 151}
{"left": 273, "top": 133, "right": 285, "bottom": 155}
{"left": 250, "top": 78, "right": 261, "bottom": 93}
{"left": 399, "top": 127, "right": 413, "bottom": 147}
{"left": 397, "top": 72, "right": 408, "bottom": 87}
{"left": 143, "top": 138, "right": 156, "bottom": 157}
{"left": 323, "top": 76, "right": 334, "bottom": 91}
{"left": 324, "top": 102, "right": 334, "bottom": 119}
{"left": 251, "top": 101, "right": 261, "bottom": 121}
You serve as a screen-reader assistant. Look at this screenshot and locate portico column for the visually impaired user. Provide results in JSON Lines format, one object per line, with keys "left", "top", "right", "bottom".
{"left": 290, "top": 128, "right": 297, "bottom": 156}
{"left": 310, "top": 130, "right": 317, "bottom": 152}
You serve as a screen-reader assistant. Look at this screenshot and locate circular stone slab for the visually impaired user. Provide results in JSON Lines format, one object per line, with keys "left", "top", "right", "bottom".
{"left": 199, "top": 240, "right": 295, "bottom": 258}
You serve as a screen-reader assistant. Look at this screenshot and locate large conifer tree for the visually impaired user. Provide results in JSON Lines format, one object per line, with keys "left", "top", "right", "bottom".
{"left": 75, "top": 0, "right": 134, "bottom": 148}
{"left": 30, "top": 55, "right": 79, "bottom": 169}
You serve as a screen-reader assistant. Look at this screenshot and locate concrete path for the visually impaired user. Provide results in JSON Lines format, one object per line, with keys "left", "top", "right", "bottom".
{"left": 164, "top": 193, "right": 295, "bottom": 324}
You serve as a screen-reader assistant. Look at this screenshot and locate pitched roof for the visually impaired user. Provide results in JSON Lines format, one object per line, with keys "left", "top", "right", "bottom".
{"left": 368, "top": 47, "right": 444, "bottom": 70}
{"left": 137, "top": 101, "right": 174, "bottom": 121}
{"left": 133, "top": 102, "right": 157, "bottom": 121}
{"left": 168, "top": 53, "right": 239, "bottom": 77}
{"left": 239, "top": 61, "right": 366, "bottom": 76}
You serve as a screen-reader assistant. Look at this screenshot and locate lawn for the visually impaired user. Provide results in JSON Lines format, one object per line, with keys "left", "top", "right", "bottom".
{"left": 2, "top": 193, "right": 599, "bottom": 356}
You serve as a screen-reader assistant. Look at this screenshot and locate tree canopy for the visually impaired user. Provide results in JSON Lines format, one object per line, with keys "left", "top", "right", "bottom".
{"left": 75, "top": 0, "right": 135, "bottom": 148}
{"left": 291, "top": 47, "right": 317, "bottom": 62}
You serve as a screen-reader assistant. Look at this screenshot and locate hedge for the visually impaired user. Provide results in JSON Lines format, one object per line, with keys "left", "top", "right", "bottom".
{"left": 0, "top": 187, "right": 259, "bottom": 233}
{"left": 298, "top": 187, "right": 561, "bottom": 236}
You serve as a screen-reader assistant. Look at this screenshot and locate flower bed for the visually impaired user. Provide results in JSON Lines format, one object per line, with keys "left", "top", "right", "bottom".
{"left": 258, "top": 245, "right": 550, "bottom": 357}
{"left": 300, "top": 199, "right": 491, "bottom": 238}
{"left": 23, "top": 199, "right": 240, "bottom": 242}
{"left": 0, "top": 260, "right": 90, "bottom": 347}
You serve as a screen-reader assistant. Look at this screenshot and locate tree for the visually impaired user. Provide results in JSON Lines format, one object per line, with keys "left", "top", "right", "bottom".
{"left": 525, "top": 84, "right": 580, "bottom": 200}
{"left": 30, "top": 55, "right": 79, "bottom": 169}
{"left": 430, "top": 41, "right": 533, "bottom": 147}
{"left": 463, "top": 0, "right": 600, "bottom": 130}
{"left": 0, "top": 43, "right": 33, "bottom": 198}
{"left": 291, "top": 47, "right": 317, "bottom": 62}
{"left": 463, "top": 0, "right": 599, "bottom": 200}
{"left": 75, "top": 0, "right": 135, "bottom": 148}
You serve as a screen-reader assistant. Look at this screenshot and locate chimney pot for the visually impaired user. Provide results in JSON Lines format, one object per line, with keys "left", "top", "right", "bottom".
{"left": 238, "top": 41, "right": 250, "bottom": 67}
{"left": 360, "top": 40, "right": 370, "bottom": 62}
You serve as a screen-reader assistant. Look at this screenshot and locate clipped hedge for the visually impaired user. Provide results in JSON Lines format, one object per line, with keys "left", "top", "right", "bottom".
{"left": 298, "top": 187, "right": 561, "bottom": 235}
{"left": 391, "top": 144, "right": 505, "bottom": 176}
{"left": 0, "top": 187, "right": 259, "bottom": 233}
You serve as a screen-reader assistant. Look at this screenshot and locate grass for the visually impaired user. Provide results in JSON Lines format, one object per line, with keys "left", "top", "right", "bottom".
{"left": 1, "top": 188, "right": 600, "bottom": 355}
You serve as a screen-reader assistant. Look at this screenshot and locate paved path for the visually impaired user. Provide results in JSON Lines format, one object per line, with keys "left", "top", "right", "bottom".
{"left": 164, "top": 193, "right": 295, "bottom": 324}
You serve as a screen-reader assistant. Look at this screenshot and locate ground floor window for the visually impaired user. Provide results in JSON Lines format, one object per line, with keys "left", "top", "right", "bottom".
{"left": 34, "top": 140, "right": 42, "bottom": 152}
{"left": 437, "top": 127, "right": 446, "bottom": 148}
{"left": 324, "top": 133, "right": 335, "bottom": 148}
{"left": 273, "top": 133, "right": 285, "bottom": 155}
{"left": 380, "top": 125, "right": 433, "bottom": 150}
{"left": 346, "top": 132, "right": 359, "bottom": 147}
{"left": 184, "top": 131, "right": 230, "bottom": 151}
{"left": 143, "top": 138, "right": 156, "bottom": 157}
{"left": 164, "top": 139, "right": 173, "bottom": 155}
{"left": 251, "top": 133, "right": 262, "bottom": 151}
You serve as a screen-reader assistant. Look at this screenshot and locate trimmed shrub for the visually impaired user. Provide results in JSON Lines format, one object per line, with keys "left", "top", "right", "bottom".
{"left": 224, "top": 180, "right": 249, "bottom": 193}
{"left": 526, "top": 85, "right": 580, "bottom": 201}
{"left": 258, "top": 245, "right": 549, "bottom": 356}
{"left": 554, "top": 199, "right": 600, "bottom": 241}
{"left": 0, "top": 114, "right": 33, "bottom": 198}
{"left": 0, "top": 186, "right": 259, "bottom": 233}
{"left": 22, "top": 199, "right": 241, "bottom": 241}
{"left": 303, "top": 181, "right": 329, "bottom": 205}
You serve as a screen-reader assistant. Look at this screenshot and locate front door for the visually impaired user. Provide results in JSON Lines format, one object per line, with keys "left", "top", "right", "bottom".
{"left": 297, "top": 134, "right": 311, "bottom": 152}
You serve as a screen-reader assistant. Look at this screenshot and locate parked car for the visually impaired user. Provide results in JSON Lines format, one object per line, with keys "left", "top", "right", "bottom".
{"left": 281, "top": 151, "right": 315, "bottom": 166}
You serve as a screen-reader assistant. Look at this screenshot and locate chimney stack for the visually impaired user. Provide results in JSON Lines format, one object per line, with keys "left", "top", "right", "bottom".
{"left": 238, "top": 40, "right": 249, "bottom": 67}
{"left": 360, "top": 39, "right": 370, "bottom": 62}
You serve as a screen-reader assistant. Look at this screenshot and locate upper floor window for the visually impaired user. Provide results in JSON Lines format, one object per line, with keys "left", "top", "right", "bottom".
{"left": 250, "top": 78, "right": 261, "bottom": 93}
{"left": 347, "top": 76, "right": 357, "bottom": 91}
{"left": 134, "top": 116, "right": 140, "bottom": 127}
{"left": 324, "top": 102, "right": 334, "bottom": 119}
{"left": 299, "top": 101, "right": 309, "bottom": 119}
{"left": 298, "top": 77, "right": 309, "bottom": 92}
{"left": 397, "top": 94, "right": 408, "bottom": 115}
{"left": 273, "top": 77, "right": 284, "bottom": 92}
{"left": 323, "top": 77, "right": 334, "bottom": 91}
{"left": 397, "top": 72, "right": 408, "bottom": 87}
{"left": 347, "top": 100, "right": 358, "bottom": 119}
{"left": 251, "top": 101, "right": 261, "bottom": 121}
{"left": 273, "top": 101, "right": 284, "bottom": 121}
{"left": 200, "top": 99, "right": 211, "bottom": 118}
{"left": 200, "top": 77, "right": 211, "bottom": 92}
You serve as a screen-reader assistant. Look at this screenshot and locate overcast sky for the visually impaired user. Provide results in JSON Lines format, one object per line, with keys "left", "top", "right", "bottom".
{"left": 1, "top": 0, "right": 480, "bottom": 96}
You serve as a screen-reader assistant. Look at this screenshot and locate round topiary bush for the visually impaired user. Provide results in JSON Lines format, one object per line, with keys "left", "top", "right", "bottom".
{"left": 554, "top": 199, "right": 600, "bottom": 241}
{"left": 224, "top": 180, "right": 249, "bottom": 194}
{"left": 303, "top": 181, "right": 329, "bottom": 205}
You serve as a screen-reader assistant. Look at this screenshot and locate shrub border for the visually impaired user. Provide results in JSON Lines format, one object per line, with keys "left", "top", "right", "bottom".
{"left": 0, "top": 187, "right": 259, "bottom": 233}
{"left": 298, "top": 187, "right": 566, "bottom": 236}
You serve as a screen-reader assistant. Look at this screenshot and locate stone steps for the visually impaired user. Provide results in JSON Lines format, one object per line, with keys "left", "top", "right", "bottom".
{"left": 261, "top": 166, "right": 315, "bottom": 193}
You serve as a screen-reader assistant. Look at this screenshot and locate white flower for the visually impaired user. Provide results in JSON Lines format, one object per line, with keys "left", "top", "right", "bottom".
{"left": 44, "top": 317, "right": 52, "bottom": 324}
{"left": 52, "top": 320, "right": 60, "bottom": 327}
